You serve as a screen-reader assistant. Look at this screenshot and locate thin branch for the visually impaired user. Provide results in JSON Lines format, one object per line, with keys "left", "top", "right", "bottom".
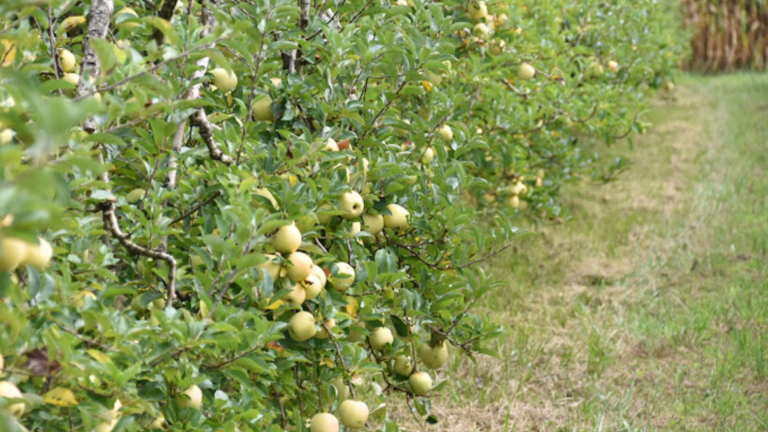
{"left": 169, "top": 191, "right": 221, "bottom": 225}
{"left": 98, "top": 201, "right": 178, "bottom": 306}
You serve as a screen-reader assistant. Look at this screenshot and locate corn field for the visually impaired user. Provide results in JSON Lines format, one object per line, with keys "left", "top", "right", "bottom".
{"left": 685, "top": 0, "right": 768, "bottom": 71}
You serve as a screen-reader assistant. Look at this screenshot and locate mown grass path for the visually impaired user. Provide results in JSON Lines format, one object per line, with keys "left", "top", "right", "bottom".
{"left": 402, "top": 74, "right": 768, "bottom": 431}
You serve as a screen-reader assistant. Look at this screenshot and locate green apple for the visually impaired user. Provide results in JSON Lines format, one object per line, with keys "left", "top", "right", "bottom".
{"left": 271, "top": 223, "right": 302, "bottom": 254}
{"left": 282, "top": 281, "right": 306, "bottom": 305}
{"left": 347, "top": 322, "right": 366, "bottom": 343}
{"left": 383, "top": 204, "right": 410, "bottom": 230}
{"left": 330, "top": 262, "right": 355, "bottom": 292}
{"left": 420, "top": 147, "right": 435, "bottom": 164}
{"left": 473, "top": 23, "right": 490, "bottom": 38}
{"left": 331, "top": 376, "right": 350, "bottom": 401}
{"left": 285, "top": 252, "right": 313, "bottom": 282}
{"left": 23, "top": 237, "right": 53, "bottom": 270}
{"left": 339, "top": 191, "right": 364, "bottom": 219}
{"left": 257, "top": 254, "right": 282, "bottom": 280}
{"left": 302, "top": 265, "right": 326, "bottom": 300}
{"left": 369, "top": 327, "right": 393, "bottom": 351}
{"left": 149, "top": 415, "right": 166, "bottom": 430}
{"left": 0, "top": 237, "right": 27, "bottom": 271}
{"left": 408, "top": 372, "right": 432, "bottom": 396}
{"left": 489, "top": 39, "right": 506, "bottom": 55}
{"left": 310, "top": 413, "right": 340, "bottom": 432}
{"left": 210, "top": 67, "right": 238, "bottom": 93}
{"left": 59, "top": 48, "right": 76, "bottom": 72}
{"left": 288, "top": 311, "right": 317, "bottom": 341}
{"left": 0, "top": 381, "right": 24, "bottom": 417}
{"left": 315, "top": 318, "right": 336, "bottom": 339}
{"left": 252, "top": 96, "right": 274, "bottom": 121}
{"left": 178, "top": 385, "right": 202, "bottom": 410}
{"left": 338, "top": 400, "right": 369, "bottom": 429}
{"left": 518, "top": 63, "right": 535, "bottom": 80}
{"left": 393, "top": 355, "right": 414, "bottom": 377}
{"left": 466, "top": 0, "right": 488, "bottom": 23}
{"left": 437, "top": 124, "right": 453, "bottom": 142}
{"left": 362, "top": 213, "right": 384, "bottom": 236}
{"left": 419, "top": 342, "right": 448, "bottom": 369}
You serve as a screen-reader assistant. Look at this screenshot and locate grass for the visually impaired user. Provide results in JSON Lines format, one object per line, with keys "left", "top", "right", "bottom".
{"left": 399, "top": 73, "right": 768, "bottom": 431}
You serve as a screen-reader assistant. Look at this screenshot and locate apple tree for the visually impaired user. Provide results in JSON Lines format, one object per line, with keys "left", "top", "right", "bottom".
{"left": 0, "top": 0, "right": 683, "bottom": 430}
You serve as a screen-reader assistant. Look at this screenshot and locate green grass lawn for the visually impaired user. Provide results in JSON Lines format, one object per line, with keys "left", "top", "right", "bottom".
{"left": 400, "top": 74, "right": 768, "bottom": 431}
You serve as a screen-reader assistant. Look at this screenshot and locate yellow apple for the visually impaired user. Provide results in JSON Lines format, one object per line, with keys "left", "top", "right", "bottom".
{"left": 0, "top": 381, "right": 24, "bottom": 417}
{"left": 23, "top": 237, "right": 53, "bottom": 270}
{"left": 270, "top": 77, "right": 282, "bottom": 87}
{"left": 302, "top": 265, "right": 326, "bottom": 300}
{"left": 324, "top": 138, "right": 339, "bottom": 151}
{"left": 339, "top": 191, "right": 364, "bottom": 219}
{"left": 0, "top": 237, "right": 27, "bottom": 271}
{"left": 393, "top": 355, "right": 413, "bottom": 376}
{"left": 466, "top": 0, "right": 488, "bottom": 23}
{"left": 408, "top": 372, "right": 432, "bottom": 396}
{"left": 330, "top": 262, "right": 355, "bottom": 292}
{"left": 369, "top": 327, "right": 393, "bottom": 351}
{"left": 419, "top": 342, "right": 448, "bottom": 369}
{"left": 311, "top": 413, "right": 340, "bottom": 432}
{"left": 59, "top": 48, "right": 76, "bottom": 72}
{"left": 383, "top": 204, "right": 410, "bottom": 230}
{"left": 288, "top": 311, "right": 316, "bottom": 341}
{"left": 607, "top": 60, "right": 619, "bottom": 73}
{"left": 518, "top": 63, "right": 535, "bottom": 80}
{"left": 272, "top": 223, "right": 302, "bottom": 254}
{"left": 361, "top": 214, "right": 384, "bottom": 236}
{"left": 210, "top": 67, "right": 238, "bottom": 93}
{"left": 62, "top": 72, "right": 79, "bottom": 87}
{"left": 252, "top": 96, "right": 274, "bottom": 121}
{"left": 436, "top": 124, "right": 453, "bottom": 142}
{"left": 178, "top": 385, "right": 202, "bottom": 410}
{"left": 508, "top": 195, "right": 520, "bottom": 209}
{"left": 0, "top": 129, "right": 12, "bottom": 144}
{"left": 315, "top": 318, "right": 336, "bottom": 339}
{"left": 338, "top": 400, "right": 369, "bottom": 429}
{"left": 285, "top": 252, "right": 313, "bottom": 282}
{"left": 497, "top": 13, "right": 508, "bottom": 26}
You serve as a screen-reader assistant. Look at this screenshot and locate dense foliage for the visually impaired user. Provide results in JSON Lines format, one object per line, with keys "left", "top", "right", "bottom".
{"left": 0, "top": 0, "right": 683, "bottom": 430}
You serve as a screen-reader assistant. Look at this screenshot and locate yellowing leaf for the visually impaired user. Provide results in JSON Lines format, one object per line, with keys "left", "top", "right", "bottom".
{"left": 43, "top": 387, "right": 78, "bottom": 407}
{"left": 87, "top": 349, "right": 114, "bottom": 365}
{"left": 320, "top": 358, "right": 335, "bottom": 369}
{"left": 0, "top": 40, "right": 17, "bottom": 67}
{"left": 266, "top": 298, "right": 284, "bottom": 310}
{"left": 345, "top": 297, "right": 358, "bottom": 318}
{"left": 421, "top": 80, "right": 433, "bottom": 93}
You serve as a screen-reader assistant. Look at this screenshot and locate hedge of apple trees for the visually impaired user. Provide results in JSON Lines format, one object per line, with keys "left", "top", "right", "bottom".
{"left": 0, "top": 0, "right": 683, "bottom": 430}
